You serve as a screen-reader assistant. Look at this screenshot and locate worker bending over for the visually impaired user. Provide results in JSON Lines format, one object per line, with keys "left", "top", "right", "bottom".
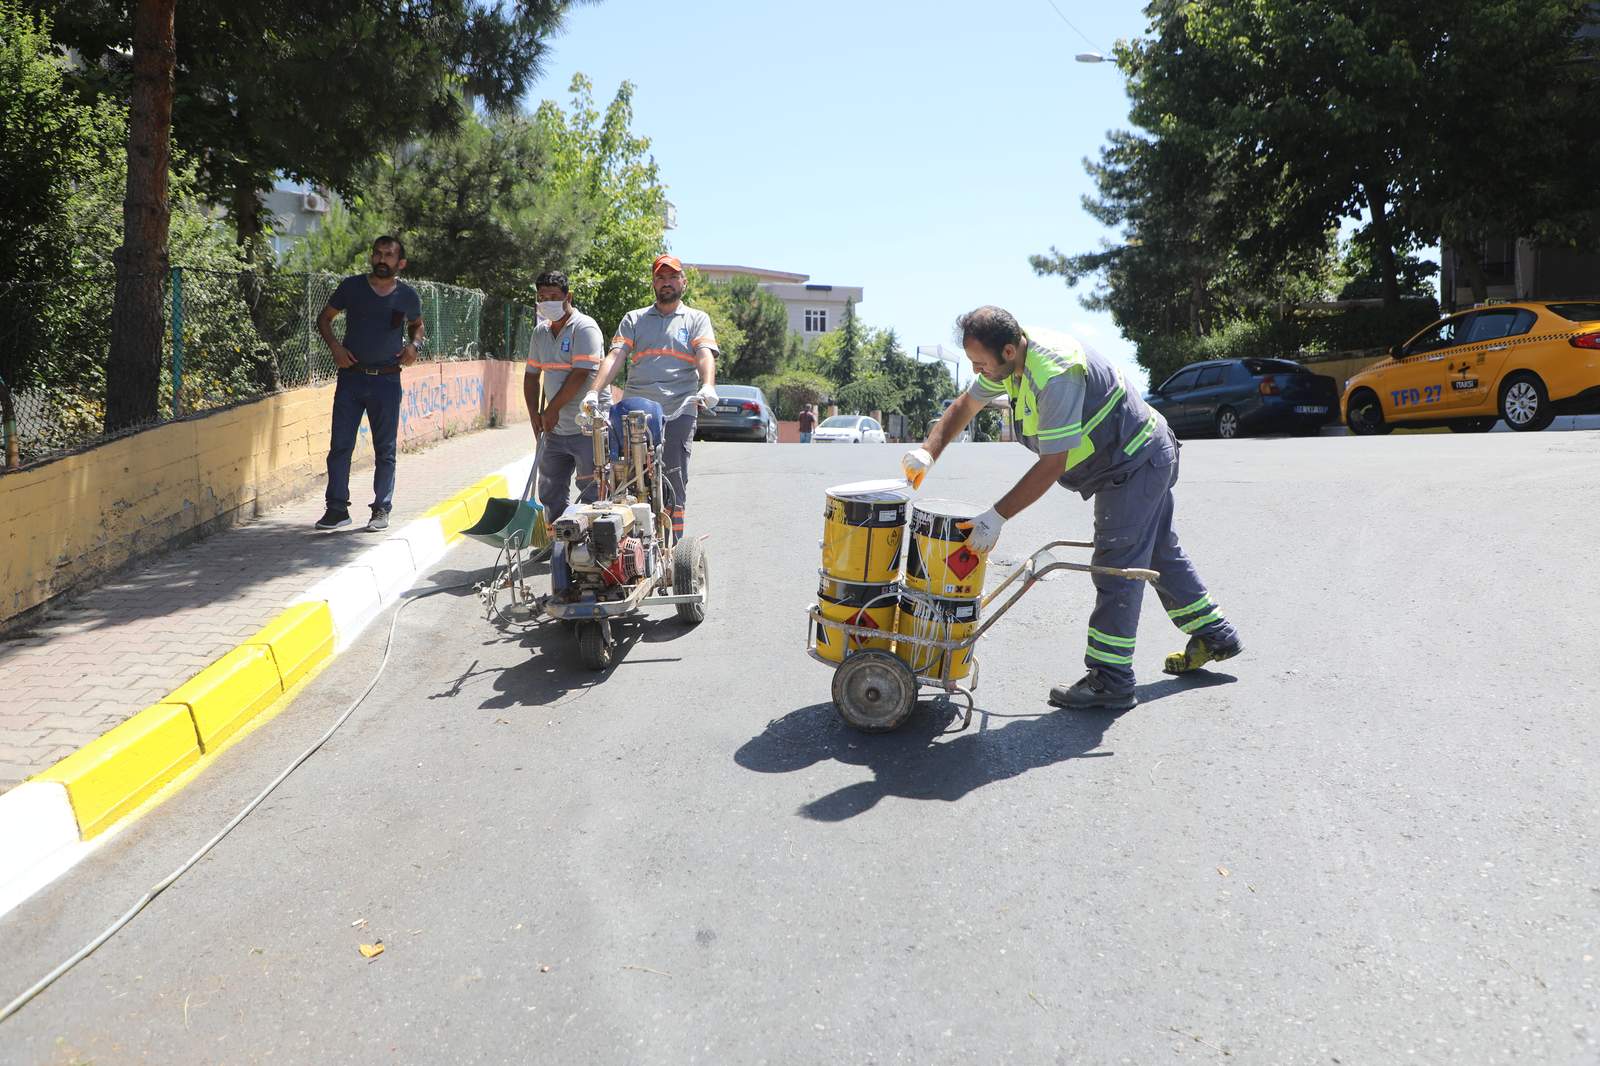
{"left": 903, "top": 305, "right": 1242, "bottom": 711}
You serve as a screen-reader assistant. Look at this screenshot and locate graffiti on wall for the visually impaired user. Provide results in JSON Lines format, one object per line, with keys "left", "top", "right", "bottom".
{"left": 353, "top": 360, "right": 524, "bottom": 450}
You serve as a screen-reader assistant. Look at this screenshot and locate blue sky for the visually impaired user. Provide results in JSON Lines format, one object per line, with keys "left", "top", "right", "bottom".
{"left": 529, "top": 0, "right": 1154, "bottom": 388}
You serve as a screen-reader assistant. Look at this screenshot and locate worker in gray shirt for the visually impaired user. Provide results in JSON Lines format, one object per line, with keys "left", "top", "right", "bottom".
{"left": 525, "top": 270, "right": 605, "bottom": 534}
{"left": 903, "top": 305, "right": 1242, "bottom": 712}
{"left": 583, "top": 254, "right": 719, "bottom": 536}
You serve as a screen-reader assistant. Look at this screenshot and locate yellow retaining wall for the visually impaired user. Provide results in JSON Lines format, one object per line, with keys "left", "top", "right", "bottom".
{"left": 0, "top": 361, "right": 527, "bottom": 626}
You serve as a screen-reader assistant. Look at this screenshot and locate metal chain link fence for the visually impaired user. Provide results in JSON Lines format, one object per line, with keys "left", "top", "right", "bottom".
{"left": 0, "top": 270, "right": 524, "bottom": 471}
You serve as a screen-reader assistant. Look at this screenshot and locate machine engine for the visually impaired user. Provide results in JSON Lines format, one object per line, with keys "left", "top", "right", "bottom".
{"left": 553, "top": 501, "right": 656, "bottom": 588}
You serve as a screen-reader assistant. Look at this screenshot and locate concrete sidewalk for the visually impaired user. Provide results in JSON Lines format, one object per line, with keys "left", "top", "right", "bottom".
{"left": 0, "top": 424, "right": 537, "bottom": 793}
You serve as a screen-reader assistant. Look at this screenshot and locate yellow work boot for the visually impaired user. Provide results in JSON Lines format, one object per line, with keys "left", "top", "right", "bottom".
{"left": 1163, "top": 631, "right": 1243, "bottom": 676}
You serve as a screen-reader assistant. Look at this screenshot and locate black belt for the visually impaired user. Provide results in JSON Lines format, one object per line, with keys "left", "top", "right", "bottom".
{"left": 341, "top": 365, "right": 403, "bottom": 376}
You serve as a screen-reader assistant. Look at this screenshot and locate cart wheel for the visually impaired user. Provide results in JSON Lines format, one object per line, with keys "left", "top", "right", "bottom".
{"left": 673, "top": 537, "right": 708, "bottom": 624}
{"left": 577, "top": 623, "right": 613, "bottom": 671}
{"left": 831, "top": 650, "right": 917, "bottom": 733}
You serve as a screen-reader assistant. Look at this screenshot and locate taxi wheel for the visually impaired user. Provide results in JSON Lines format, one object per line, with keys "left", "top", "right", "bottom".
{"left": 1499, "top": 373, "right": 1554, "bottom": 432}
{"left": 1346, "top": 390, "right": 1391, "bottom": 436}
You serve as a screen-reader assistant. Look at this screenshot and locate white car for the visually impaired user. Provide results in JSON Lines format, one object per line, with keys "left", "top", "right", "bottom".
{"left": 812, "top": 414, "right": 887, "bottom": 444}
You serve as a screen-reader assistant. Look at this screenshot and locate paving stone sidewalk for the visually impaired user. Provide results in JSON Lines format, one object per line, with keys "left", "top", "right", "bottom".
{"left": 0, "top": 425, "right": 536, "bottom": 793}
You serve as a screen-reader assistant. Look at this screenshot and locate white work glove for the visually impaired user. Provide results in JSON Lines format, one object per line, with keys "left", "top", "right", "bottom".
{"left": 580, "top": 390, "right": 602, "bottom": 417}
{"left": 696, "top": 383, "right": 719, "bottom": 409}
{"left": 959, "top": 507, "right": 1005, "bottom": 554}
{"left": 901, "top": 447, "right": 934, "bottom": 489}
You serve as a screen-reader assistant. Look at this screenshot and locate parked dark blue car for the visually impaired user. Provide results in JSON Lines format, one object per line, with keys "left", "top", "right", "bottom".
{"left": 1145, "top": 358, "right": 1338, "bottom": 439}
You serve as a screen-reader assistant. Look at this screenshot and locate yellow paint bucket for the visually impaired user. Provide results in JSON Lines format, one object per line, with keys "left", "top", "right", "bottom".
{"left": 815, "top": 577, "right": 899, "bottom": 663}
{"left": 904, "top": 500, "right": 988, "bottom": 598}
{"left": 820, "top": 480, "right": 910, "bottom": 586}
{"left": 894, "top": 592, "right": 980, "bottom": 681}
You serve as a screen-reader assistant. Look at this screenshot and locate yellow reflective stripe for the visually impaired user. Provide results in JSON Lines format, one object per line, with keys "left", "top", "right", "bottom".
{"left": 1168, "top": 594, "right": 1213, "bottom": 619}
{"left": 1086, "top": 646, "right": 1134, "bottom": 666}
{"left": 1180, "top": 610, "right": 1222, "bottom": 634}
{"left": 1088, "top": 627, "right": 1136, "bottom": 648}
{"left": 1124, "top": 415, "right": 1157, "bottom": 455}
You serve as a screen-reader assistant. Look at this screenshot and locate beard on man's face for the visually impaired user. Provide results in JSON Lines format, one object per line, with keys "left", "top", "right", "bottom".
{"left": 371, "top": 262, "right": 394, "bottom": 277}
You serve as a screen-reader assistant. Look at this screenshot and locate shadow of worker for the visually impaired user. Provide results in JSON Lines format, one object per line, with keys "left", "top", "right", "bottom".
{"left": 734, "top": 699, "right": 1130, "bottom": 823}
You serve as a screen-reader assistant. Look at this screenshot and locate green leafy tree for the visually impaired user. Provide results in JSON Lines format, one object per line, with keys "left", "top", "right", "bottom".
{"left": 539, "top": 77, "right": 670, "bottom": 338}
{"left": 40, "top": 0, "right": 585, "bottom": 253}
{"left": 757, "top": 369, "right": 833, "bottom": 420}
{"left": 831, "top": 300, "right": 868, "bottom": 383}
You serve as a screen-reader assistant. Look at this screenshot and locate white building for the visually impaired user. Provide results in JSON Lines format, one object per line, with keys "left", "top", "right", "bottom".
{"left": 686, "top": 264, "right": 863, "bottom": 341}
{"left": 262, "top": 180, "right": 334, "bottom": 259}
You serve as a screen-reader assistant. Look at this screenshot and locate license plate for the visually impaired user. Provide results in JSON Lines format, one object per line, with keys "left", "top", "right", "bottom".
{"left": 1294, "top": 405, "right": 1327, "bottom": 414}
{"left": 716, "top": 404, "right": 741, "bottom": 413}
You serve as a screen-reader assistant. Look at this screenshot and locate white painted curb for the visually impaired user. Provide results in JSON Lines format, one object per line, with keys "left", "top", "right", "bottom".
{"left": 0, "top": 783, "right": 84, "bottom": 917}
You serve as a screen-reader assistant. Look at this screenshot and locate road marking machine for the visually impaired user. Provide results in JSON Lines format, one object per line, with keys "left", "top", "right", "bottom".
{"left": 476, "top": 399, "right": 708, "bottom": 669}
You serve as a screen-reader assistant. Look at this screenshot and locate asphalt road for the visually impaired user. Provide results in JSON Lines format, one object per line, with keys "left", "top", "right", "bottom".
{"left": 3, "top": 430, "right": 1598, "bottom": 1065}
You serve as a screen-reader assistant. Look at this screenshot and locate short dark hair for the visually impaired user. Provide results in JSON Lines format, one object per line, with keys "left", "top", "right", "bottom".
{"left": 373, "top": 235, "right": 406, "bottom": 260}
{"left": 535, "top": 270, "right": 569, "bottom": 293}
{"left": 956, "top": 305, "right": 1025, "bottom": 354}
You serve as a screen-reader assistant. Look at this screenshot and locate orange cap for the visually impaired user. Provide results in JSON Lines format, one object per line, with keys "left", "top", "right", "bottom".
{"left": 652, "top": 254, "right": 684, "bottom": 275}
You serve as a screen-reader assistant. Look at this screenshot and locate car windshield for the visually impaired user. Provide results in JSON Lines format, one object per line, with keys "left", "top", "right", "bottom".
{"left": 716, "top": 385, "right": 759, "bottom": 400}
{"left": 1241, "top": 358, "right": 1307, "bottom": 375}
{"left": 820, "top": 416, "right": 863, "bottom": 429}
{"left": 1547, "top": 303, "right": 1600, "bottom": 323}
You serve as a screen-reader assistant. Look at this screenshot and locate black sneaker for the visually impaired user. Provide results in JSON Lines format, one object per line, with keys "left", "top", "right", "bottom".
{"left": 315, "top": 507, "right": 351, "bottom": 531}
{"left": 1048, "top": 672, "right": 1138, "bottom": 712}
{"left": 367, "top": 507, "right": 390, "bottom": 532}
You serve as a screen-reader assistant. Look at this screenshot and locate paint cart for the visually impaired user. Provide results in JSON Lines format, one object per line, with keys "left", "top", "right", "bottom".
{"left": 805, "top": 541, "right": 1157, "bottom": 732}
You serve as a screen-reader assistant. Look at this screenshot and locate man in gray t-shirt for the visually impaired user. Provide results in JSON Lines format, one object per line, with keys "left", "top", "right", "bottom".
{"left": 902, "top": 305, "right": 1243, "bottom": 713}
{"left": 584, "top": 254, "right": 720, "bottom": 536}
{"left": 525, "top": 270, "right": 605, "bottom": 531}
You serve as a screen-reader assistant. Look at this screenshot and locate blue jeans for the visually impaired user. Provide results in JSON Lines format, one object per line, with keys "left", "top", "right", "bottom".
{"left": 800, "top": 431, "right": 813, "bottom": 443}
{"left": 326, "top": 369, "right": 402, "bottom": 512}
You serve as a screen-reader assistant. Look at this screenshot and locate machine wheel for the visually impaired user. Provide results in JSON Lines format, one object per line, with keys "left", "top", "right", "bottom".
{"left": 1499, "top": 372, "right": 1554, "bottom": 432}
{"left": 673, "top": 537, "right": 708, "bottom": 624}
{"left": 1448, "top": 417, "right": 1497, "bottom": 433}
{"left": 1214, "top": 406, "right": 1240, "bottom": 439}
{"left": 577, "top": 623, "right": 613, "bottom": 671}
{"left": 831, "top": 650, "right": 918, "bottom": 733}
{"left": 1346, "top": 390, "right": 1391, "bottom": 436}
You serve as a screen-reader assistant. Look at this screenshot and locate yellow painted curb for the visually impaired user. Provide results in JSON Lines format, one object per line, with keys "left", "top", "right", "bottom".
{"left": 423, "top": 498, "right": 471, "bottom": 541}
{"left": 245, "top": 602, "right": 335, "bottom": 689}
{"left": 23, "top": 455, "right": 530, "bottom": 846}
{"left": 38, "top": 704, "right": 201, "bottom": 839}
{"left": 165, "top": 645, "right": 283, "bottom": 753}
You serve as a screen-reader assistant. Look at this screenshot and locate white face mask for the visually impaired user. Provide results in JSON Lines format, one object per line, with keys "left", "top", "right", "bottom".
{"left": 538, "top": 300, "right": 567, "bottom": 321}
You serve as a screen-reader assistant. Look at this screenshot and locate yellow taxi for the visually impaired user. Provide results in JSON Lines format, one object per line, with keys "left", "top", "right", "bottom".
{"left": 1342, "top": 301, "right": 1600, "bottom": 434}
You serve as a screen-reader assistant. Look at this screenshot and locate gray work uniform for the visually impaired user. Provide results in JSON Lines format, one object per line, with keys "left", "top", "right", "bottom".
{"left": 528, "top": 310, "right": 605, "bottom": 520}
{"left": 611, "top": 304, "right": 718, "bottom": 533}
{"left": 967, "top": 338, "right": 1238, "bottom": 691}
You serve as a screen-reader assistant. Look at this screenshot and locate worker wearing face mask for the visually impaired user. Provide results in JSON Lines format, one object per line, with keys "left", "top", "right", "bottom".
{"left": 525, "top": 270, "right": 606, "bottom": 535}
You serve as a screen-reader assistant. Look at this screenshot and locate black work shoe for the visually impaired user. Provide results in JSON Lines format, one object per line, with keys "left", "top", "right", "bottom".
{"left": 1163, "top": 631, "right": 1243, "bottom": 675}
{"left": 366, "top": 507, "right": 390, "bottom": 532}
{"left": 315, "top": 507, "right": 351, "bottom": 531}
{"left": 1048, "top": 672, "right": 1138, "bottom": 712}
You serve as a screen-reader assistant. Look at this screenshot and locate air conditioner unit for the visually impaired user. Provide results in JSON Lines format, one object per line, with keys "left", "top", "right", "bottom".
{"left": 301, "top": 191, "right": 329, "bottom": 214}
